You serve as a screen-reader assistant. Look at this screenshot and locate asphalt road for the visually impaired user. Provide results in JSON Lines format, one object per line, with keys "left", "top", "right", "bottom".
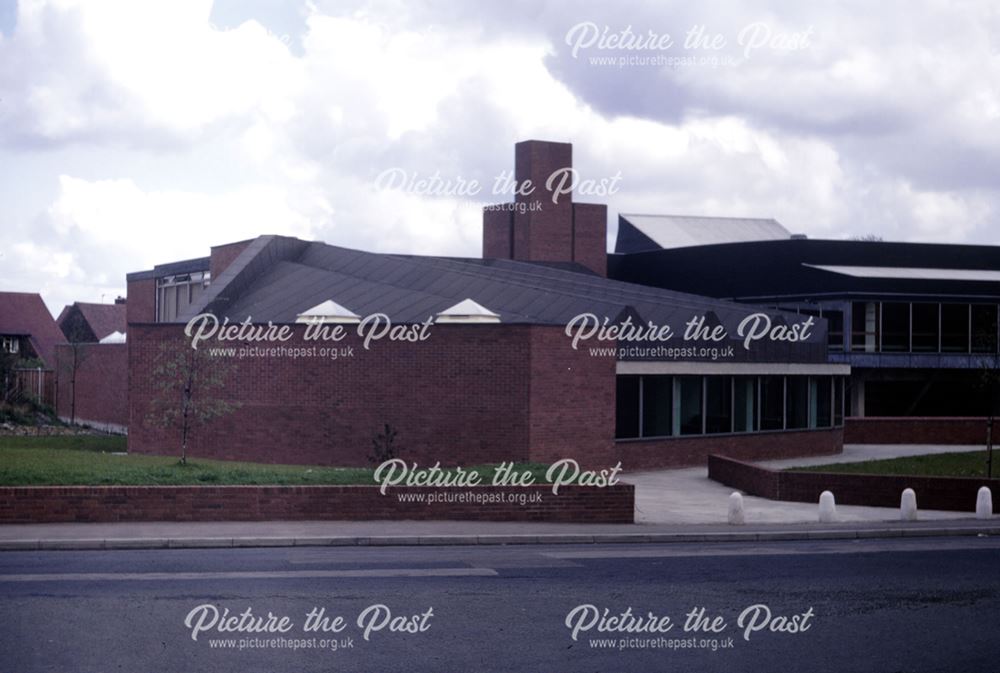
{"left": 1, "top": 537, "right": 999, "bottom": 673}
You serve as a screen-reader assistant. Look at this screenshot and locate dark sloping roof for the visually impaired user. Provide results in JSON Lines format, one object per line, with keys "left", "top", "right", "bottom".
{"left": 58, "top": 302, "right": 127, "bottom": 341}
{"left": 162, "top": 235, "right": 829, "bottom": 363}
{"left": 609, "top": 239, "right": 1000, "bottom": 301}
{"left": 0, "top": 292, "right": 67, "bottom": 367}
{"left": 215, "top": 239, "right": 766, "bottom": 327}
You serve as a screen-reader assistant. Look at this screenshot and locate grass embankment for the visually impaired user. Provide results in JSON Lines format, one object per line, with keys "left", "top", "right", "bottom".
{"left": 792, "top": 451, "right": 997, "bottom": 479}
{"left": 0, "top": 435, "right": 555, "bottom": 486}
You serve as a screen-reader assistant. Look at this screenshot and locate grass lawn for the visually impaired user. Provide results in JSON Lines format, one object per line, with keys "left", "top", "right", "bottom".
{"left": 792, "top": 450, "right": 998, "bottom": 479}
{"left": 0, "top": 435, "right": 557, "bottom": 486}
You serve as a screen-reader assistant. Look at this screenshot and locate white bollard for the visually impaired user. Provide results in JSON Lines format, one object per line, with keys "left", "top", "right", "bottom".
{"left": 728, "top": 492, "right": 746, "bottom": 525}
{"left": 976, "top": 487, "right": 993, "bottom": 520}
{"left": 900, "top": 488, "right": 918, "bottom": 521}
{"left": 819, "top": 490, "right": 837, "bottom": 523}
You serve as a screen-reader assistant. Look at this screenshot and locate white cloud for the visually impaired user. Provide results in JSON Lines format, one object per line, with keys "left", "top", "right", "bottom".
{"left": 1, "top": 0, "right": 999, "bottom": 317}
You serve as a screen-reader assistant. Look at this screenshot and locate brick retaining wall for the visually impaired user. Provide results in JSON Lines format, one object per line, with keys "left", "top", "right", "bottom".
{"left": 708, "top": 454, "right": 997, "bottom": 513}
{"left": 0, "top": 484, "right": 634, "bottom": 524}
{"left": 617, "top": 427, "right": 842, "bottom": 471}
{"left": 844, "top": 417, "right": 987, "bottom": 445}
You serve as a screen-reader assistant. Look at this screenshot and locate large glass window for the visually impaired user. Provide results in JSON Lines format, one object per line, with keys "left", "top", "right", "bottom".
{"left": 941, "top": 304, "right": 970, "bottom": 353}
{"left": 834, "top": 378, "right": 844, "bottom": 426}
{"left": 761, "top": 376, "right": 785, "bottom": 430}
{"left": 911, "top": 303, "right": 940, "bottom": 352}
{"left": 616, "top": 374, "right": 845, "bottom": 439}
{"left": 733, "top": 376, "right": 758, "bottom": 432}
{"left": 810, "top": 377, "right": 832, "bottom": 428}
{"left": 705, "top": 376, "right": 732, "bottom": 434}
{"left": 641, "top": 376, "right": 673, "bottom": 438}
{"left": 677, "top": 376, "right": 704, "bottom": 436}
{"left": 851, "top": 302, "right": 878, "bottom": 352}
{"left": 156, "top": 271, "right": 210, "bottom": 322}
{"left": 881, "top": 303, "right": 909, "bottom": 352}
{"left": 825, "top": 310, "right": 845, "bottom": 351}
{"left": 786, "top": 377, "right": 809, "bottom": 429}
{"left": 615, "top": 376, "right": 640, "bottom": 439}
{"left": 972, "top": 304, "right": 999, "bottom": 353}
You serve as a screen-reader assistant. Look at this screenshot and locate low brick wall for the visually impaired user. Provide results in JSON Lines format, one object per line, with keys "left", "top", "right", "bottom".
{"left": 708, "top": 454, "right": 998, "bottom": 513}
{"left": 0, "top": 484, "right": 634, "bottom": 524}
{"left": 617, "top": 427, "right": 842, "bottom": 471}
{"left": 844, "top": 417, "right": 987, "bottom": 445}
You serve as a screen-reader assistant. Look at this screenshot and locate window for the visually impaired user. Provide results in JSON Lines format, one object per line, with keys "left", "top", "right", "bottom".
{"left": 911, "top": 303, "right": 939, "bottom": 352}
{"left": 641, "top": 376, "right": 673, "bottom": 438}
{"left": 733, "top": 376, "right": 758, "bottom": 432}
{"left": 851, "top": 302, "right": 878, "bottom": 352}
{"left": 786, "top": 377, "right": 809, "bottom": 429}
{"left": 615, "top": 376, "right": 640, "bottom": 439}
{"left": 834, "top": 378, "right": 844, "bottom": 426}
{"left": 824, "top": 310, "right": 845, "bottom": 351}
{"left": 941, "top": 304, "right": 970, "bottom": 353}
{"left": 705, "top": 376, "right": 732, "bottom": 434}
{"left": 881, "top": 303, "right": 909, "bottom": 352}
{"left": 156, "top": 271, "right": 211, "bottom": 322}
{"left": 810, "top": 377, "right": 832, "bottom": 428}
{"left": 972, "top": 305, "right": 999, "bottom": 353}
{"left": 1, "top": 336, "right": 19, "bottom": 354}
{"left": 761, "top": 376, "right": 785, "bottom": 430}
{"left": 676, "top": 376, "right": 703, "bottom": 435}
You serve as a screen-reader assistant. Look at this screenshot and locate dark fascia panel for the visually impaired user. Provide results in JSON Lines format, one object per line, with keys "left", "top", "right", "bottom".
{"left": 125, "top": 256, "right": 211, "bottom": 282}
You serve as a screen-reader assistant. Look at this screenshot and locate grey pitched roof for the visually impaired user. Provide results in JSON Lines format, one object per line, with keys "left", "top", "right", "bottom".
{"left": 616, "top": 213, "right": 791, "bottom": 253}
{"left": 176, "top": 236, "right": 787, "bottom": 332}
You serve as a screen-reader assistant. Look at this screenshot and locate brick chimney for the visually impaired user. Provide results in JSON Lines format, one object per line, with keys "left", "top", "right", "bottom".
{"left": 483, "top": 140, "right": 607, "bottom": 276}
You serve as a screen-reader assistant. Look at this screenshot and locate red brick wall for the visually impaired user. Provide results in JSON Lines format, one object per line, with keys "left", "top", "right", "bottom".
{"left": 513, "top": 140, "right": 574, "bottom": 262}
{"left": 126, "top": 278, "right": 156, "bottom": 324}
{"left": 845, "top": 417, "right": 988, "bottom": 445}
{"left": 618, "top": 427, "right": 844, "bottom": 471}
{"left": 527, "top": 329, "right": 617, "bottom": 467}
{"left": 129, "top": 324, "right": 619, "bottom": 468}
{"left": 482, "top": 207, "right": 513, "bottom": 259}
{"left": 572, "top": 202, "right": 607, "bottom": 276}
{"left": 55, "top": 343, "right": 128, "bottom": 429}
{"left": 210, "top": 239, "right": 253, "bottom": 280}
{"left": 708, "top": 454, "right": 998, "bottom": 513}
{"left": 0, "top": 484, "right": 634, "bottom": 524}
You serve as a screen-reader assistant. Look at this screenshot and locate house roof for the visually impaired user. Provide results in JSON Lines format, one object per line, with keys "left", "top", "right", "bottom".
{"left": 616, "top": 214, "right": 791, "bottom": 253}
{"left": 0, "top": 292, "right": 67, "bottom": 367}
{"left": 162, "top": 235, "right": 829, "bottom": 364}
{"left": 58, "top": 302, "right": 127, "bottom": 341}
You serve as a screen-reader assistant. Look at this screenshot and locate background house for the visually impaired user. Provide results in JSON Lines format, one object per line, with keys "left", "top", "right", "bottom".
{"left": 0, "top": 291, "right": 67, "bottom": 407}
{"left": 57, "top": 299, "right": 127, "bottom": 343}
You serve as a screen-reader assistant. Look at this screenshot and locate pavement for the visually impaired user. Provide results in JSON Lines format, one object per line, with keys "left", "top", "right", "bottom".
{"left": 625, "top": 443, "right": 985, "bottom": 524}
{"left": 0, "top": 444, "right": 994, "bottom": 551}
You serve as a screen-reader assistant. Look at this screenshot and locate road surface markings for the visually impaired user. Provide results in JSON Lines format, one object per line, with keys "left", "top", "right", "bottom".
{"left": 0, "top": 567, "right": 498, "bottom": 583}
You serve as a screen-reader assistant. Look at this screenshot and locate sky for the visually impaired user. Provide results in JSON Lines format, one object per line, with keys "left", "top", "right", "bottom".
{"left": 0, "top": 0, "right": 998, "bottom": 316}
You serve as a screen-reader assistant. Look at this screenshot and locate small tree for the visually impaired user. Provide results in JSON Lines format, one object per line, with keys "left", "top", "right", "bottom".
{"left": 58, "top": 320, "right": 93, "bottom": 425}
{"left": 369, "top": 423, "right": 403, "bottom": 465}
{"left": 146, "top": 343, "right": 239, "bottom": 465}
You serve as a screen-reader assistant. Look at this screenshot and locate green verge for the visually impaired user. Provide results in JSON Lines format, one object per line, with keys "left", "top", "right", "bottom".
{"left": 0, "top": 436, "right": 557, "bottom": 486}
{"left": 791, "top": 450, "right": 998, "bottom": 479}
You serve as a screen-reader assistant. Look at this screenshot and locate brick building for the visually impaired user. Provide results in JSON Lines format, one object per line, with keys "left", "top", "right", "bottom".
{"left": 124, "top": 141, "right": 846, "bottom": 468}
